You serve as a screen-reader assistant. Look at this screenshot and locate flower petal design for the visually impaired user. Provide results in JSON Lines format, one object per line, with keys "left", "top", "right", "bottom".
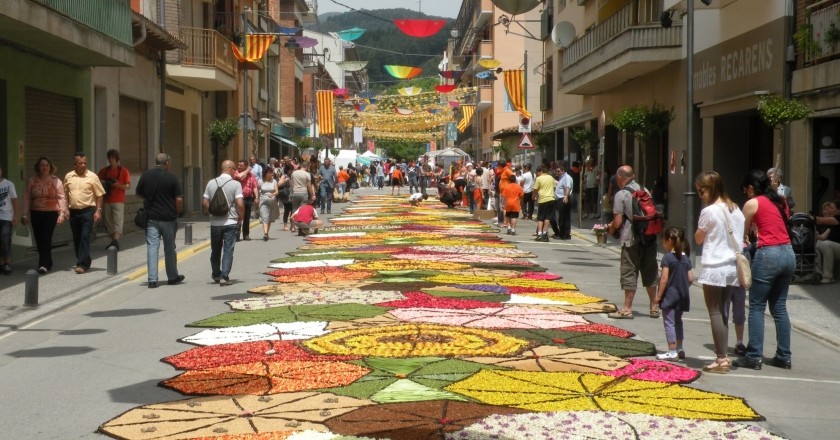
{"left": 180, "top": 322, "right": 330, "bottom": 346}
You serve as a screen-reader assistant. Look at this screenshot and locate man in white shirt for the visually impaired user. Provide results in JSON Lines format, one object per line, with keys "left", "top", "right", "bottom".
{"left": 520, "top": 164, "right": 535, "bottom": 219}
{"left": 202, "top": 160, "right": 245, "bottom": 286}
{"left": 551, "top": 162, "right": 573, "bottom": 240}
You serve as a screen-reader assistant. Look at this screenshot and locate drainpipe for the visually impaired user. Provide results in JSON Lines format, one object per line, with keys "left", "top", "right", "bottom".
{"left": 158, "top": 0, "right": 166, "bottom": 152}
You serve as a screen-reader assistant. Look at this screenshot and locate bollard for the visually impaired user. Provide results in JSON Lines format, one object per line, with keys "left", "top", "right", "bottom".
{"left": 106, "top": 245, "right": 118, "bottom": 275}
{"left": 184, "top": 223, "right": 193, "bottom": 245}
{"left": 24, "top": 269, "right": 39, "bottom": 306}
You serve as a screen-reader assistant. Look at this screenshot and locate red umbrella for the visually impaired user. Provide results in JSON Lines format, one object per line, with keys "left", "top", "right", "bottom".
{"left": 394, "top": 19, "right": 447, "bottom": 38}
{"left": 435, "top": 84, "right": 457, "bottom": 93}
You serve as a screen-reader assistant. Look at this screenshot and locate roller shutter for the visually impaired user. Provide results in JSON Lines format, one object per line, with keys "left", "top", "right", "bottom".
{"left": 164, "top": 107, "right": 185, "bottom": 194}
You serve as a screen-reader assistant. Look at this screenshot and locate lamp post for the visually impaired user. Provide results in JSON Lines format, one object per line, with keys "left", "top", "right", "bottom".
{"left": 684, "top": 0, "right": 697, "bottom": 262}
{"left": 240, "top": 8, "right": 251, "bottom": 159}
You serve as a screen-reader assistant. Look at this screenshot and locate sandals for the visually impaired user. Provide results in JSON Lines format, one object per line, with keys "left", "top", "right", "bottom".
{"left": 649, "top": 308, "right": 661, "bottom": 318}
{"left": 607, "top": 310, "right": 634, "bottom": 319}
{"left": 703, "top": 357, "right": 731, "bottom": 374}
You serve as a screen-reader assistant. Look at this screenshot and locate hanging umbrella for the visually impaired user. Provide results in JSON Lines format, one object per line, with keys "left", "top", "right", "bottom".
{"left": 388, "top": 306, "right": 589, "bottom": 329}
{"left": 187, "top": 304, "right": 393, "bottom": 328}
{"left": 336, "top": 60, "right": 368, "bottom": 72}
{"left": 475, "top": 70, "right": 493, "bottom": 79}
{"left": 452, "top": 411, "right": 785, "bottom": 440}
{"left": 502, "top": 328, "right": 656, "bottom": 358}
{"left": 478, "top": 58, "right": 502, "bottom": 69}
{"left": 277, "top": 25, "right": 302, "bottom": 35}
{"left": 398, "top": 87, "right": 423, "bottom": 96}
{"left": 435, "top": 84, "right": 457, "bottom": 93}
{"left": 303, "top": 323, "right": 530, "bottom": 358}
{"left": 332, "top": 88, "right": 349, "bottom": 97}
{"left": 228, "top": 290, "right": 404, "bottom": 310}
{"left": 444, "top": 370, "right": 764, "bottom": 420}
{"left": 160, "top": 360, "right": 371, "bottom": 395}
{"left": 376, "top": 292, "right": 498, "bottom": 309}
{"left": 600, "top": 358, "right": 700, "bottom": 384}
{"left": 323, "top": 400, "right": 529, "bottom": 440}
{"left": 163, "top": 340, "right": 361, "bottom": 370}
{"left": 464, "top": 345, "right": 629, "bottom": 373}
{"left": 490, "top": 0, "right": 542, "bottom": 15}
{"left": 384, "top": 65, "right": 423, "bottom": 79}
{"left": 448, "top": 101, "right": 460, "bottom": 108}
{"left": 440, "top": 70, "right": 464, "bottom": 80}
{"left": 393, "top": 19, "right": 447, "bottom": 38}
{"left": 180, "top": 322, "right": 330, "bottom": 346}
{"left": 337, "top": 27, "right": 366, "bottom": 41}
{"left": 286, "top": 36, "right": 318, "bottom": 49}
{"left": 98, "top": 393, "right": 376, "bottom": 438}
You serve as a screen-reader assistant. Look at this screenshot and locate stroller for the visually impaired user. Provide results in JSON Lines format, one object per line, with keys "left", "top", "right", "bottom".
{"left": 789, "top": 213, "right": 818, "bottom": 283}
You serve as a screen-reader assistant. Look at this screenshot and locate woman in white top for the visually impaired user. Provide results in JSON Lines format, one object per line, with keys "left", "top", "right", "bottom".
{"left": 257, "top": 168, "right": 279, "bottom": 241}
{"left": 694, "top": 171, "right": 745, "bottom": 374}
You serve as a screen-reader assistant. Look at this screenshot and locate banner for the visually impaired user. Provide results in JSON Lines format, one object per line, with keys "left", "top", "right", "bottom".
{"left": 231, "top": 34, "right": 276, "bottom": 62}
{"left": 446, "top": 122, "right": 457, "bottom": 141}
{"left": 503, "top": 69, "right": 531, "bottom": 119}
{"left": 317, "top": 90, "right": 335, "bottom": 135}
{"left": 456, "top": 105, "right": 475, "bottom": 133}
{"left": 353, "top": 126, "right": 364, "bottom": 145}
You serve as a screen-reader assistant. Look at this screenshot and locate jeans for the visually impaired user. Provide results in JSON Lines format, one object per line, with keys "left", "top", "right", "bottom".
{"left": 240, "top": 197, "right": 254, "bottom": 238}
{"left": 146, "top": 219, "right": 178, "bottom": 283}
{"left": 376, "top": 176, "right": 384, "bottom": 189}
{"left": 419, "top": 176, "right": 429, "bottom": 195}
{"left": 522, "top": 192, "right": 534, "bottom": 218}
{"left": 69, "top": 207, "right": 95, "bottom": 269}
{"left": 466, "top": 187, "right": 476, "bottom": 213}
{"left": 319, "top": 183, "right": 333, "bottom": 212}
{"left": 337, "top": 182, "right": 346, "bottom": 197}
{"left": 210, "top": 224, "right": 238, "bottom": 280}
{"left": 30, "top": 211, "right": 59, "bottom": 270}
{"left": 409, "top": 175, "right": 419, "bottom": 194}
{"left": 746, "top": 244, "right": 795, "bottom": 361}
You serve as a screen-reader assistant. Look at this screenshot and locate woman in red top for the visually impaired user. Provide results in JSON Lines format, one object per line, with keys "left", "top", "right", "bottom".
{"left": 733, "top": 170, "right": 794, "bottom": 370}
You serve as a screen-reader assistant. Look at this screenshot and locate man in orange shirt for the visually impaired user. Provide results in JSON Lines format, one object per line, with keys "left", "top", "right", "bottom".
{"left": 496, "top": 159, "right": 513, "bottom": 226}
{"left": 391, "top": 166, "right": 403, "bottom": 196}
{"left": 336, "top": 166, "right": 350, "bottom": 200}
{"left": 501, "top": 174, "right": 524, "bottom": 235}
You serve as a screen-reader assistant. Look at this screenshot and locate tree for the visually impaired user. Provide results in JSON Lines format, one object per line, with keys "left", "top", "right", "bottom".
{"left": 610, "top": 103, "right": 674, "bottom": 186}
{"left": 379, "top": 138, "right": 426, "bottom": 161}
{"left": 208, "top": 118, "right": 239, "bottom": 165}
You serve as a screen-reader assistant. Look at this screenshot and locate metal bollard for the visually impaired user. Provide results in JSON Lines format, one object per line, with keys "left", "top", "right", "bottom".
{"left": 184, "top": 223, "right": 193, "bottom": 245}
{"left": 24, "top": 270, "right": 39, "bottom": 306}
{"left": 106, "top": 245, "right": 118, "bottom": 275}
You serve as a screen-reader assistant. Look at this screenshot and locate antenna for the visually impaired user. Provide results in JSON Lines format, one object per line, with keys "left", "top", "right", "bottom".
{"left": 551, "top": 21, "right": 576, "bottom": 48}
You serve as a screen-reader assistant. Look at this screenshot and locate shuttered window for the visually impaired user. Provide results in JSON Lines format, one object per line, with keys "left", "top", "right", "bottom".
{"left": 119, "top": 95, "right": 149, "bottom": 171}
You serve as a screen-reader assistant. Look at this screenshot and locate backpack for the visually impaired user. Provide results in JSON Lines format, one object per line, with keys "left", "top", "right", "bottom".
{"left": 623, "top": 186, "right": 663, "bottom": 244}
{"left": 100, "top": 165, "right": 121, "bottom": 197}
{"left": 208, "top": 179, "right": 231, "bottom": 216}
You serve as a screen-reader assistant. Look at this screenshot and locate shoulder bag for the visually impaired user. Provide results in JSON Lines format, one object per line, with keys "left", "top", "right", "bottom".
{"left": 720, "top": 204, "right": 751, "bottom": 289}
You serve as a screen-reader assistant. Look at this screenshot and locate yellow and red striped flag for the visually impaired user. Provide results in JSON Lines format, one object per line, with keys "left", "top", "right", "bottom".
{"left": 503, "top": 69, "right": 531, "bottom": 119}
{"left": 317, "top": 90, "right": 335, "bottom": 135}
{"left": 231, "top": 34, "right": 276, "bottom": 62}
{"left": 457, "top": 105, "right": 475, "bottom": 133}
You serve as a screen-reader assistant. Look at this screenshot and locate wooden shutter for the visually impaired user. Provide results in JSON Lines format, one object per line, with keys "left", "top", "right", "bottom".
{"left": 119, "top": 95, "right": 149, "bottom": 171}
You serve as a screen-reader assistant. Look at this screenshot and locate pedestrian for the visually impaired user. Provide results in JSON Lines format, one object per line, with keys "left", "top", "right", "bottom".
{"left": 606, "top": 166, "right": 659, "bottom": 319}
{"left": 814, "top": 200, "right": 840, "bottom": 284}
{"left": 347, "top": 164, "right": 358, "bottom": 194}
{"left": 21, "top": 157, "right": 67, "bottom": 274}
{"left": 694, "top": 170, "right": 744, "bottom": 373}
{"left": 532, "top": 166, "right": 556, "bottom": 242}
{"left": 257, "top": 167, "right": 279, "bottom": 241}
{"left": 496, "top": 159, "right": 513, "bottom": 226}
{"left": 248, "top": 155, "right": 263, "bottom": 181}
{"left": 336, "top": 166, "right": 349, "bottom": 200}
{"left": 290, "top": 163, "right": 315, "bottom": 233}
{"left": 767, "top": 167, "right": 795, "bottom": 209}
{"left": 319, "top": 158, "right": 336, "bottom": 214}
{"left": 408, "top": 161, "right": 420, "bottom": 194}
{"left": 291, "top": 201, "right": 323, "bottom": 236}
{"left": 375, "top": 161, "right": 385, "bottom": 190}
{"left": 551, "top": 162, "right": 573, "bottom": 240}
{"left": 97, "top": 149, "right": 131, "bottom": 250}
{"left": 234, "top": 159, "right": 258, "bottom": 241}
{"left": 202, "top": 160, "right": 244, "bottom": 287}
{"left": 63, "top": 152, "right": 105, "bottom": 274}
{"left": 733, "top": 169, "right": 795, "bottom": 370}
{"left": 278, "top": 163, "right": 294, "bottom": 231}
{"left": 0, "top": 163, "right": 19, "bottom": 275}
{"left": 135, "top": 153, "right": 184, "bottom": 288}
{"left": 520, "top": 164, "right": 535, "bottom": 220}
{"left": 391, "top": 165, "right": 403, "bottom": 196}
{"left": 502, "top": 174, "right": 524, "bottom": 235}
{"left": 420, "top": 157, "right": 432, "bottom": 196}
{"left": 583, "top": 159, "right": 599, "bottom": 218}
{"left": 654, "top": 226, "right": 693, "bottom": 361}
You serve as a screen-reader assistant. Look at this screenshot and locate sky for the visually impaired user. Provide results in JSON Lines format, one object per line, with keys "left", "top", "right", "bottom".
{"left": 316, "top": 0, "right": 463, "bottom": 19}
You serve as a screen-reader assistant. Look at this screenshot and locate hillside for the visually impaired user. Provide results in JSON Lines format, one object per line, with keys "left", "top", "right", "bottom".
{"left": 309, "top": 8, "right": 452, "bottom": 92}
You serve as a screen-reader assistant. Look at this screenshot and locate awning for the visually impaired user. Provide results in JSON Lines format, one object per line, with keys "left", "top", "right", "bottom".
{"left": 270, "top": 133, "right": 298, "bottom": 147}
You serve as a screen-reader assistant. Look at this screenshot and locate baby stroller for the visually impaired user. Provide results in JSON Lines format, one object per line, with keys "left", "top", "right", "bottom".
{"left": 788, "top": 213, "right": 818, "bottom": 283}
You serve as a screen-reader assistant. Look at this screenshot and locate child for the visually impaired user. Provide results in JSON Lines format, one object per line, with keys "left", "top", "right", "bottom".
{"left": 390, "top": 166, "right": 403, "bottom": 196}
{"left": 291, "top": 201, "right": 323, "bottom": 236}
{"left": 501, "top": 174, "right": 524, "bottom": 235}
{"left": 0, "top": 163, "right": 19, "bottom": 275}
{"left": 408, "top": 193, "right": 428, "bottom": 206}
{"left": 655, "top": 226, "right": 693, "bottom": 360}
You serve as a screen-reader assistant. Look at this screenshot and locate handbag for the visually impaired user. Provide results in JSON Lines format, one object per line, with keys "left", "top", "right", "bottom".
{"left": 134, "top": 207, "right": 148, "bottom": 228}
{"left": 720, "top": 204, "right": 751, "bottom": 289}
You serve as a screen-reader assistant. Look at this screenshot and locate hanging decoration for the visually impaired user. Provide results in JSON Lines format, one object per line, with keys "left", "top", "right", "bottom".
{"left": 479, "top": 59, "right": 502, "bottom": 69}
{"left": 449, "top": 101, "right": 461, "bottom": 108}
{"left": 332, "top": 88, "right": 349, "bottom": 97}
{"left": 337, "top": 60, "right": 369, "bottom": 72}
{"left": 393, "top": 19, "right": 448, "bottom": 38}
{"left": 286, "top": 36, "right": 319, "bottom": 49}
{"left": 277, "top": 26, "right": 302, "bottom": 35}
{"left": 398, "top": 87, "right": 423, "bottom": 96}
{"left": 503, "top": 69, "right": 531, "bottom": 119}
{"left": 457, "top": 105, "right": 476, "bottom": 133}
{"left": 384, "top": 65, "right": 423, "bottom": 79}
{"left": 317, "top": 90, "right": 335, "bottom": 135}
{"left": 394, "top": 107, "right": 415, "bottom": 115}
{"left": 231, "top": 34, "right": 276, "bottom": 63}
{"left": 475, "top": 70, "right": 494, "bottom": 79}
{"left": 490, "top": 0, "right": 542, "bottom": 15}
{"left": 435, "top": 84, "right": 457, "bottom": 93}
{"left": 440, "top": 70, "right": 465, "bottom": 80}
{"left": 337, "top": 27, "right": 366, "bottom": 41}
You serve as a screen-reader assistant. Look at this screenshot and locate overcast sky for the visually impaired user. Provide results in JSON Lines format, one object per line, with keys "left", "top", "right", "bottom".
{"left": 317, "top": 0, "right": 462, "bottom": 19}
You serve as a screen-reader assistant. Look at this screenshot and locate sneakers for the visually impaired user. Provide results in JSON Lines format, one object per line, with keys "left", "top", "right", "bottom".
{"left": 37, "top": 267, "right": 48, "bottom": 275}
{"left": 219, "top": 277, "right": 232, "bottom": 287}
{"left": 74, "top": 266, "right": 86, "bottom": 274}
{"left": 734, "top": 343, "right": 747, "bottom": 356}
{"left": 656, "top": 351, "right": 678, "bottom": 361}
{"left": 506, "top": 228, "right": 512, "bottom": 235}
{"left": 820, "top": 277, "right": 835, "bottom": 284}
{"left": 167, "top": 274, "right": 186, "bottom": 285}
{"left": 212, "top": 276, "right": 221, "bottom": 284}
{"left": 510, "top": 230, "right": 516, "bottom": 236}
{"left": 1, "top": 264, "right": 11, "bottom": 275}
{"left": 732, "top": 356, "right": 762, "bottom": 370}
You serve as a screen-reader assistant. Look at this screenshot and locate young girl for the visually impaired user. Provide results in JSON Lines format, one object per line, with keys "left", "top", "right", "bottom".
{"left": 655, "top": 226, "right": 693, "bottom": 360}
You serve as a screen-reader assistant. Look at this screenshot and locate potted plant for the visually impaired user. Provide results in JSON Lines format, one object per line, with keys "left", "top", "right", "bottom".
{"left": 757, "top": 94, "right": 811, "bottom": 130}
{"left": 611, "top": 103, "right": 674, "bottom": 186}
{"left": 592, "top": 223, "right": 609, "bottom": 244}
{"left": 794, "top": 18, "right": 822, "bottom": 60}
{"left": 825, "top": 21, "right": 840, "bottom": 52}
{"left": 208, "top": 118, "right": 239, "bottom": 165}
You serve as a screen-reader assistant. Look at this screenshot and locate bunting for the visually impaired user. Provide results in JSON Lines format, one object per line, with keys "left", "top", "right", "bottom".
{"left": 317, "top": 90, "right": 335, "bottom": 135}
{"left": 457, "top": 105, "right": 475, "bottom": 133}
{"left": 503, "top": 69, "right": 531, "bottom": 119}
{"left": 231, "top": 34, "right": 276, "bottom": 62}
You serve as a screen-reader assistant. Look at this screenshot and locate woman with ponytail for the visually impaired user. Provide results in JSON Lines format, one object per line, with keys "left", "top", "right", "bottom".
{"left": 654, "top": 226, "right": 693, "bottom": 361}
{"left": 733, "top": 170, "right": 794, "bottom": 370}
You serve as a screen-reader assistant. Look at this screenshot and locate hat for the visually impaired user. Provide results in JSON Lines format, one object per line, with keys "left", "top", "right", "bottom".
{"left": 466, "top": 162, "right": 474, "bottom": 167}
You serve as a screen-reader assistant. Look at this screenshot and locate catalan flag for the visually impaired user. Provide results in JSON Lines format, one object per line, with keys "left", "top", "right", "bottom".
{"left": 231, "top": 34, "right": 276, "bottom": 63}
{"left": 457, "top": 105, "right": 475, "bottom": 133}
{"left": 503, "top": 69, "right": 531, "bottom": 119}
{"left": 317, "top": 90, "right": 335, "bottom": 135}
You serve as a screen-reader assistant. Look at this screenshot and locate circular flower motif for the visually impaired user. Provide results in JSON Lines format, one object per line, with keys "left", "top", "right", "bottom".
{"left": 303, "top": 324, "right": 530, "bottom": 357}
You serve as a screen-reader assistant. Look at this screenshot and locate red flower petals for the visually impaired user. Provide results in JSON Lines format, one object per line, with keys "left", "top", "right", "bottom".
{"left": 562, "top": 323, "right": 635, "bottom": 338}
{"left": 376, "top": 292, "right": 499, "bottom": 309}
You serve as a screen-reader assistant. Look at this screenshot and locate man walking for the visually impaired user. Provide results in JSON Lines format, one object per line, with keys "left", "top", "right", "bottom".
{"left": 319, "top": 158, "right": 336, "bottom": 214}
{"left": 551, "top": 162, "right": 573, "bottom": 240}
{"left": 203, "top": 160, "right": 244, "bottom": 287}
{"left": 136, "top": 153, "right": 184, "bottom": 288}
{"left": 97, "top": 149, "right": 130, "bottom": 250}
{"left": 520, "top": 164, "right": 535, "bottom": 220}
{"left": 532, "top": 166, "right": 556, "bottom": 242}
{"left": 234, "top": 159, "right": 258, "bottom": 241}
{"left": 64, "top": 152, "right": 105, "bottom": 274}
{"left": 607, "top": 165, "right": 659, "bottom": 319}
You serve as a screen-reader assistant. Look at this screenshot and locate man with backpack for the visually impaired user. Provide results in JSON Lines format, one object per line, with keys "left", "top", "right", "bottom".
{"left": 607, "top": 165, "right": 661, "bottom": 319}
{"left": 202, "top": 160, "right": 244, "bottom": 287}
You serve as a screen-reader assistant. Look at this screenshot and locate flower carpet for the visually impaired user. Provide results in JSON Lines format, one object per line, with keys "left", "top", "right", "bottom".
{"left": 100, "top": 195, "right": 783, "bottom": 439}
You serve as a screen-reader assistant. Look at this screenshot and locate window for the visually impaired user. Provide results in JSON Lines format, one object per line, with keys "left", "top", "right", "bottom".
{"left": 119, "top": 96, "right": 149, "bottom": 171}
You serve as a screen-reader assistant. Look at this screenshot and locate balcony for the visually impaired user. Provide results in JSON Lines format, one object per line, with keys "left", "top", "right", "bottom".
{"left": 0, "top": 0, "right": 134, "bottom": 67}
{"left": 301, "top": 0, "right": 318, "bottom": 25}
{"left": 477, "top": 85, "right": 493, "bottom": 110}
{"left": 479, "top": 40, "right": 493, "bottom": 59}
{"left": 560, "top": 2, "right": 682, "bottom": 95}
{"left": 167, "top": 27, "right": 237, "bottom": 91}
{"left": 803, "top": 1, "right": 840, "bottom": 65}
{"left": 454, "top": 0, "right": 493, "bottom": 56}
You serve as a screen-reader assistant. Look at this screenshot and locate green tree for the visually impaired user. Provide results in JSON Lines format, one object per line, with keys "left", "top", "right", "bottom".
{"left": 611, "top": 103, "right": 674, "bottom": 185}
{"left": 379, "top": 138, "right": 427, "bottom": 161}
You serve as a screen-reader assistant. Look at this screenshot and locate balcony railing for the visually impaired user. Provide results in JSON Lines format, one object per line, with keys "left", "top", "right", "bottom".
{"left": 33, "top": 0, "right": 132, "bottom": 45}
{"left": 805, "top": 2, "right": 840, "bottom": 64}
{"left": 177, "top": 27, "right": 236, "bottom": 76}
